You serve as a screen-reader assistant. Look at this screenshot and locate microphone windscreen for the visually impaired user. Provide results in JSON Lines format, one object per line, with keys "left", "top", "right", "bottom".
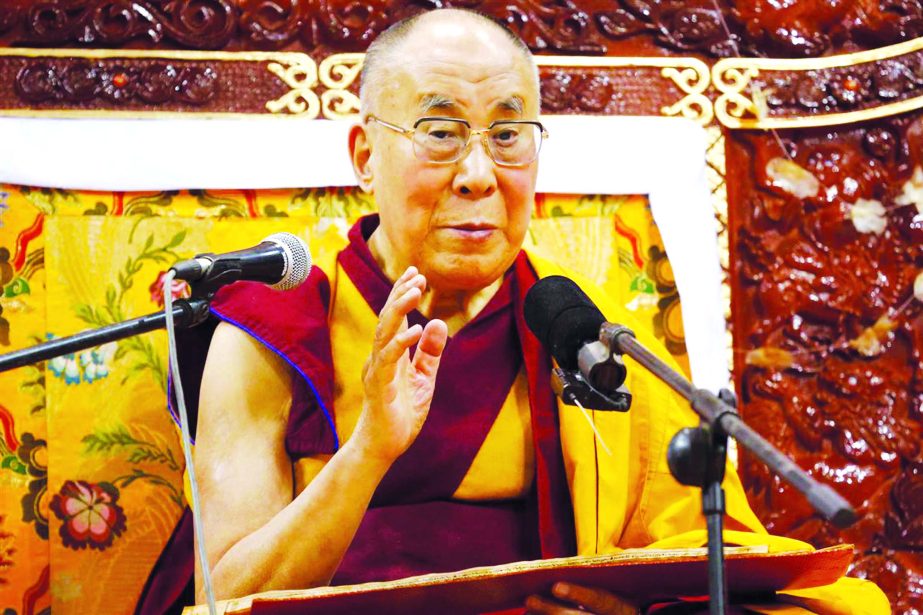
{"left": 523, "top": 276, "right": 605, "bottom": 370}
{"left": 264, "top": 232, "right": 312, "bottom": 290}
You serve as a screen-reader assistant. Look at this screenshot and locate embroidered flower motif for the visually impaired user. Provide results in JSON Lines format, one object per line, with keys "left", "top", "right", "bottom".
{"left": 895, "top": 166, "right": 923, "bottom": 215}
{"left": 46, "top": 337, "right": 116, "bottom": 385}
{"left": 149, "top": 270, "right": 190, "bottom": 308}
{"left": 50, "top": 480, "right": 126, "bottom": 550}
{"left": 78, "top": 343, "right": 116, "bottom": 383}
{"left": 647, "top": 246, "right": 686, "bottom": 356}
{"left": 766, "top": 158, "right": 820, "bottom": 199}
{"left": 849, "top": 198, "right": 888, "bottom": 235}
{"left": 18, "top": 433, "right": 48, "bottom": 540}
{"left": 48, "top": 352, "right": 80, "bottom": 385}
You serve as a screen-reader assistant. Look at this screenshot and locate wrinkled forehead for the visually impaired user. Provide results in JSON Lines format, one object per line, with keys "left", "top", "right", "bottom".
{"left": 371, "top": 20, "right": 538, "bottom": 120}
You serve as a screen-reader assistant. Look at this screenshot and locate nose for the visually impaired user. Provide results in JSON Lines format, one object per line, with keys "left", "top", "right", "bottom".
{"left": 452, "top": 135, "right": 497, "bottom": 199}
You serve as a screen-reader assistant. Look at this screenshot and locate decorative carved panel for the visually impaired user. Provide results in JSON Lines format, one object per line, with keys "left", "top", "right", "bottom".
{"left": 727, "top": 115, "right": 923, "bottom": 614}
{"left": 538, "top": 57, "right": 710, "bottom": 123}
{"left": 714, "top": 38, "right": 923, "bottom": 129}
{"left": 0, "top": 48, "right": 337, "bottom": 115}
{"left": 0, "top": 50, "right": 710, "bottom": 122}
{"left": 2, "top": 1, "right": 923, "bottom": 59}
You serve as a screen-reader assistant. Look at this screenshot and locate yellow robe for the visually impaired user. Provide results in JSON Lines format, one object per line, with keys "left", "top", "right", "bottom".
{"left": 297, "top": 243, "right": 888, "bottom": 614}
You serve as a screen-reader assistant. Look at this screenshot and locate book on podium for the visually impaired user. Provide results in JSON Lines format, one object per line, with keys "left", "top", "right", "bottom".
{"left": 183, "top": 544, "right": 853, "bottom": 615}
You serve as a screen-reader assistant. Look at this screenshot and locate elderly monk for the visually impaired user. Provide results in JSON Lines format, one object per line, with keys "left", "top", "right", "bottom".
{"left": 135, "top": 8, "right": 887, "bottom": 615}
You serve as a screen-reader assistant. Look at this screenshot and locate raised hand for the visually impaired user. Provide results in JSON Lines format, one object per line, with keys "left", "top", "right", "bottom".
{"left": 353, "top": 266, "right": 449, "bottom": 464}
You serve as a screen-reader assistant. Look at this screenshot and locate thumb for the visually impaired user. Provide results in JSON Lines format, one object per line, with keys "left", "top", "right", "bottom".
{"left": 412, "top": 319, "right": 448, "bottom": 378}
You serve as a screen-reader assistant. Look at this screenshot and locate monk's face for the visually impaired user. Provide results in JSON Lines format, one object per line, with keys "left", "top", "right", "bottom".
{"left": 354, "top": 18, "right": 539, "bottom": 292}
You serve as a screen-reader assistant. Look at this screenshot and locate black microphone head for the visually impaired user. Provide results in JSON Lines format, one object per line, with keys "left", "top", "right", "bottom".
{"left": 523, "top": 276, "right": 605, "bottom": 370}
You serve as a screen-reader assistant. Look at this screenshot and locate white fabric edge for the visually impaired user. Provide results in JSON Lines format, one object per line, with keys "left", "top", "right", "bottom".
{"left": 0, "top": 114, "right": 729, "bottom": 391}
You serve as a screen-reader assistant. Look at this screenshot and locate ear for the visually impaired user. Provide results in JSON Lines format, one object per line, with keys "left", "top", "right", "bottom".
{"left": 349, "top": 123, "right": 374, "bottom": 193}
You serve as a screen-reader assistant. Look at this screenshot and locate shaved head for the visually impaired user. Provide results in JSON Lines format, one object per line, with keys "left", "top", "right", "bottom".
{"left": 359, "top": 9, "right": 540, "bottom": 114}
{"left": 348, "top": 6, "right": 543, "bottom": 293}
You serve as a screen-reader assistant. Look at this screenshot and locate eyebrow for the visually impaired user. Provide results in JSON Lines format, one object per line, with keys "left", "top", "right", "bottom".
{"left": 417, "top": 94, "right": 525, "bottom": 116}
{"left": 419, "top": 94, "right": 458, "bottom": 115}
{"left": 498, "top": 96, "right": 524, "bottom": 115}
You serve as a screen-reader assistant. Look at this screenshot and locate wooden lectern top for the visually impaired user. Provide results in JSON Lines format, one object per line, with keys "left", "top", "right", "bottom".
{"left": 184, "top": 544, "right": 853, "bottom": 615}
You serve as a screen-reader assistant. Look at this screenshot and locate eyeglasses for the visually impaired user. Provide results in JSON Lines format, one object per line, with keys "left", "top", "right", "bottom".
{"left": 366, "top": 115, "right": 548, "bottom": 167}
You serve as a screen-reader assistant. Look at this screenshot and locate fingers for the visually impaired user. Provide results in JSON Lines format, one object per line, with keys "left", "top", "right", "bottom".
{"left": 412, "top": 319, "right": 448, "bottom": 378}
{"left": 551, "top": 583, "right": 637, "bottom": 615}
{"left": 525, "top": 584, "right": 637, "bottom": 615}
{"left": 382, "top": 265, "right": 419, "bottom": 308}
{"left": 524, "top": 594, "right": 584, "bottom": 615}
{"left": 374, "top": 267, "right": 426, "bottom": 353}
{"left": 377, "top": 324, "right": 424, "bottom": 368}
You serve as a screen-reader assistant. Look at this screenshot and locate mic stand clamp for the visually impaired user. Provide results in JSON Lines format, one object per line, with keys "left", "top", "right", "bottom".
{"left": 551, "top": 367, "right": 632, "bottom": 411}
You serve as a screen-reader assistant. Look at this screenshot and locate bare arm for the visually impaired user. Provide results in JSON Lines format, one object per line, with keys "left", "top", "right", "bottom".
{"left": 194, "top": 267, "right": 448, "bottom": 601}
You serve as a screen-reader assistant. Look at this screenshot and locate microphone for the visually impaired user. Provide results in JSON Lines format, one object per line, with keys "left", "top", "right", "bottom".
{"left": 524, "top": 275, "right": 631, "bottom": 411}
{"left": 170, "top": 232, "right": 311, "bottom": 292}
{"left": 525, "top": 277, "right": 858, "bottom": 530}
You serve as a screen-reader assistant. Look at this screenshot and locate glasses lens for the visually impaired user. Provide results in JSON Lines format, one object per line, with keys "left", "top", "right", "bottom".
{"left": 413, "top": 119, "right": 469, "bottom": 163}
{"left": 488, "top": 122, "right": 542, "bottom": 165}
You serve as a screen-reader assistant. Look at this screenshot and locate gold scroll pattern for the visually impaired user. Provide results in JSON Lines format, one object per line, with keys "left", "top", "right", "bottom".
{"left": 265, "top": 53, "right": 321, "bottom": 116}
{"left": 319, "top": 53, "right": 364, "bottom": 120}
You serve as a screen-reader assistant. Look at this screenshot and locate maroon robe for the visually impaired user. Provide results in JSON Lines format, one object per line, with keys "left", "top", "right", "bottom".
{"left": 135, "top": 216, "right": 575, "bottom": 614}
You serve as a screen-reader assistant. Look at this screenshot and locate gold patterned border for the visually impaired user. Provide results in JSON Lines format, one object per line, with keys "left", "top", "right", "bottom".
{"left": 0, "top": 47, "right": 318, "bottom": 118}
{"left": 534, "top": 56, "right": 712, "bottom": 125}
{"left": 7, "top": 38, "right": 923, "bottom": 128}
{"left": 0, "top": 48, "right": 711, "bottom": 124}
{"left": 713, "top": 36, "right": 923, "bottom": 129}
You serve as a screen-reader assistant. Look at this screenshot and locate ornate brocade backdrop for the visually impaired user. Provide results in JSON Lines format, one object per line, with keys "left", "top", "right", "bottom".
{"left": 1, "top": 1, "right": 923, "bottom": 613}
{"left": 0, "top": 187, "right": 678, "bottom": 615}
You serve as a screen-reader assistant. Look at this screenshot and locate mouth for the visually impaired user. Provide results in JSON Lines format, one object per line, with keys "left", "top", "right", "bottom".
{"left": 443, "top": 223, "right": 498, "bottom": 240}
{"left": 445, "top": 221, "right": 498, "bottom": 231}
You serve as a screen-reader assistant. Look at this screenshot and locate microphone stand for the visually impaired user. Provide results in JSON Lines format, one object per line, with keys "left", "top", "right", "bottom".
{"left": 599, "top": 324, "right": 856, "bottom": 615}
{"left": 0, "top": 297, "right": 211, "bottom": 374}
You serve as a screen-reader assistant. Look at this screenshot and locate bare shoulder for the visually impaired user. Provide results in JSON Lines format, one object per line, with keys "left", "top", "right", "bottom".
{"left": 199, "top": 320, "right": 294, "bottom": 426}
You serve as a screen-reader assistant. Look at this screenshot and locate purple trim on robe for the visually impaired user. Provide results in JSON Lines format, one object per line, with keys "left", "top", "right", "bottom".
{"left": 165, "top": 369, "right": 188, "bottom": 443}
{"left": 211, "top": 307, "right": 340, "bottom": 452}
{"left": 209, "top": 266, "right": 339, "bottom": 455}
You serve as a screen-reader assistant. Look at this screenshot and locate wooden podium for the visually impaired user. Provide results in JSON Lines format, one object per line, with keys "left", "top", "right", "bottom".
{"left": 183, "top": 545, "right": 852, "bottom": 614}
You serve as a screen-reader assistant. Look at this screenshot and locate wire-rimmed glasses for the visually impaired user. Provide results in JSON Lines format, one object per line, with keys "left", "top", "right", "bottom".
{"left": 367, "top": 115, "right": 548, "bottom": 167}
